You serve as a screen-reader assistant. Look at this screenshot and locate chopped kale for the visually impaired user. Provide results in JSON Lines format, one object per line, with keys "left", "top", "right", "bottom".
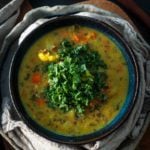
{"left": 45, "top": 40, "right": 107, "bottom": 115}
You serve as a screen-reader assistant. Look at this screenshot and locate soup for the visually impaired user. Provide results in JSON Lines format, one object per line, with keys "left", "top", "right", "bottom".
{"left": 18, "top": 25, "right": 129, "bottom": 136}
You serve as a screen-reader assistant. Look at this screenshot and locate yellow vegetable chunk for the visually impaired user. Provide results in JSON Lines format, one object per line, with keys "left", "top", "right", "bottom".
{"left": 38, "top": 52, "right": 49, "bottom": 61}
{"left": 38, "top": 50, "right": 59, "bottom": 62}
{"left": 48, "top": 54, "right": 59, "bottom": 62}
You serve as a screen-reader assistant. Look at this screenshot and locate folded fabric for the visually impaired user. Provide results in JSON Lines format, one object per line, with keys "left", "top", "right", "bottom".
{"left": 0, "top": 2, "right": 150, "bottom": 150}
{"left": 0, "top": 0, "right": 23, "bottom": 50}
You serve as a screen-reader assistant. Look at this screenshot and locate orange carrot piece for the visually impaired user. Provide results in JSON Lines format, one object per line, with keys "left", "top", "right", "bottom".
{"left": 32, "top": 72, "right": 41, "bottom": 84}
{"left": 36, "top": 98, "right": 45, "bottom": 106}
{"left": 72, "top": 32, "right": 96, "bottom": 44}
{"left": 72, "top": 34, "right": 80, "bottom": 43}
{"left": 86, "top": 32, "right": 97, "bottom": 40}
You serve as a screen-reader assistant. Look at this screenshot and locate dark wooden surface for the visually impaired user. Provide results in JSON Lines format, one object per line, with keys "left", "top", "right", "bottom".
{"left": 1, "top": 0, "right": 149, "bottom": 149}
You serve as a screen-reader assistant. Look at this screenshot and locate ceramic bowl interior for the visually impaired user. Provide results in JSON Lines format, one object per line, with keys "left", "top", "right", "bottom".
{"left": 9, "top": 15, "right": 139, "bottom": 144}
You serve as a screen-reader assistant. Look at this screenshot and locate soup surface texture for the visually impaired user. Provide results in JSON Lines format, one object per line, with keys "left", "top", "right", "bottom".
{"left": 18, "top": 25, "right": 129, "bottom": 136}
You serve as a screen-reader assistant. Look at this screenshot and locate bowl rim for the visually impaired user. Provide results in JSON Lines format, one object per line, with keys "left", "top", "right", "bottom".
{"left": 9, "top": 14, "right": 140, "bottom": 144}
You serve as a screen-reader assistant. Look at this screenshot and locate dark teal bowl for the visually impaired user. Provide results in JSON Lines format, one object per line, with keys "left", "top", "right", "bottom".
{"left": 9, "top": 14, "right": 139, "bottom": 144}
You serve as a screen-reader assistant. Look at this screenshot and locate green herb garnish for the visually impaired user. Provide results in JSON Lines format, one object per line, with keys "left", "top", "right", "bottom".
{"left": 45, "top": 40, "right": 107, "bottom": 115}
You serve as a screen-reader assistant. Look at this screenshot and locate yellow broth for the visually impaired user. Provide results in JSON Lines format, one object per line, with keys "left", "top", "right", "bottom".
{"left": 18, "top": 26, "right": 129, "bottom": 136}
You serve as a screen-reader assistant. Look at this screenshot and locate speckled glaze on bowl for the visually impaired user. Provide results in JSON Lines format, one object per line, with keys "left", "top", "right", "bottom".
{"left": 9, "top": 14, "right": 139, "bottom": 144}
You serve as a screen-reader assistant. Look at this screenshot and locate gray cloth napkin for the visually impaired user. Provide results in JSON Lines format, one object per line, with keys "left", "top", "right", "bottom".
{"left": 0, "top": 0, "right": 23, "bottom": 50}
{"left": 0, "top": 1, "right": 150, "bottom": 150}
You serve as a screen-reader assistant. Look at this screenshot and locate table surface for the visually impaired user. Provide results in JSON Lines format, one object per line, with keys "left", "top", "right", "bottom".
{"left": 1, "top": 0, "right": 150, "bottom": 149}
